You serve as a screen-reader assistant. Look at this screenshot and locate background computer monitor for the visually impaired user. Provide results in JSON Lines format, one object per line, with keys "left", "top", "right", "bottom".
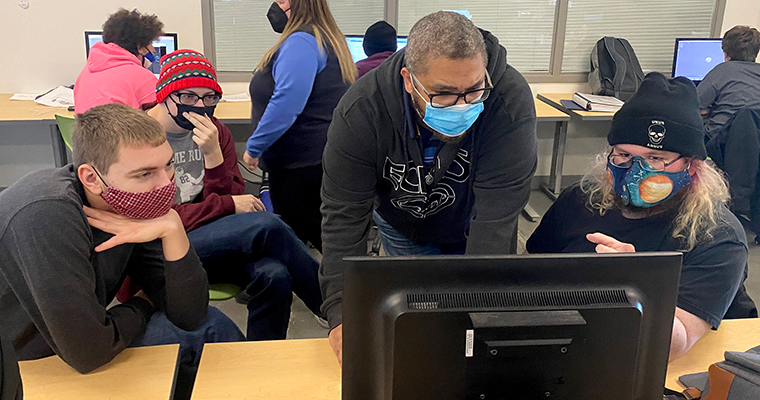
{"left": 345, "top": 35, "right": 408, "bottom": 63}
{"left": 672, "top": 38, "right": 724, "bottom": 82}
{"left": 84, "top": 31, "right": 178, "bottom": 77}
{"left": 343, "top": 252, "right": 682, "bottom": 400}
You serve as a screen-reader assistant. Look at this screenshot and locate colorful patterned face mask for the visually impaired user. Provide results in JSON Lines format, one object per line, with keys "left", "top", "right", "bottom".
{"left": 94, "top": 168, "right": 177, "bottom": 220}
{"left": 607, "top": 157, "right": 691, "bottom": 208}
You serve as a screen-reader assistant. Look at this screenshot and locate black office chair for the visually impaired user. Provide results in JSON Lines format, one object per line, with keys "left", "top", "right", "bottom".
{"left": 706, "top": 108, "right": 760, "bottom": 241}
{"left": 0, "top": 333, "right": 22, "bottom": 400}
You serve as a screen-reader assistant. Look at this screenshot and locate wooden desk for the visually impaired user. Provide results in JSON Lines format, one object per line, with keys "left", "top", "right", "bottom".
{"left": 192, "top": 339, "right": 340, "bottom": 400}
{"left": 0, "top": 94, "right": 252, "bottom": 170}
{"left": 0, "top": 94, "right": 74, "bottom": 121}
{"left": 536, "top": 93, "right": 616, "bottom": 198}
{"left": 537, "top": 93, "right": 617, "bottom": 122}
{"left": 665, "top": 318, "right": 760, "bottom": 390}
{"left": 192, "top": 319, "right": 760, "bottom": 399}
{"left": 19, "top": 344, "right": 179, "bottom": 400}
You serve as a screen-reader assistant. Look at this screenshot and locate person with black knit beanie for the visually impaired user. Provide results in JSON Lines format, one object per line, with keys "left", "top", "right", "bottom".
{"left": 527, "top": 71, "right": 756, "bottom": 361}
{"left": 356, "top": 21, "right": 397, "bottom": 79}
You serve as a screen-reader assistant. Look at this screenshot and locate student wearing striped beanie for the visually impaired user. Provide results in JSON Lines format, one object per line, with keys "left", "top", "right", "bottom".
{"left": 147, "top": 49, "right": 325, "bottom": 341}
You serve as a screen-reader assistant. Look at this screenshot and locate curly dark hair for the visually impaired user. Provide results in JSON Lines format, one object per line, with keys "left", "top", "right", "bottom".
{"left": 102, "top": 8, "right": 164, "bottom": 56}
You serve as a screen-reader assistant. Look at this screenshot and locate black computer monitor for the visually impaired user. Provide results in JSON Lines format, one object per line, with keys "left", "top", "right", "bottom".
{"left": 343, "top": 252, "right": 682, "bottom": 400}
{"left": 84, "top": 31, "right": 178, "bottom": 78}
{"left": 672, "top": 38, "right": 724, "bottom": 83}
{"left": 345, "top": 35, "right": 408, "bottom": 63}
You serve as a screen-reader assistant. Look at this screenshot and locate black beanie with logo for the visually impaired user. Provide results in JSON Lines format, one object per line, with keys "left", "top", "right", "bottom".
{"left": 607, "top": 72, "right": 707, "bottom": 160}
{"left": 363, "top": 21, "right": 397, "bottom": 57}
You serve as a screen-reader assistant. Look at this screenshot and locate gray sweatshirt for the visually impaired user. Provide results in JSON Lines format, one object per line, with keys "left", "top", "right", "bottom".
{"left": 0, "top": 166, "right": 209, "bottom": 373}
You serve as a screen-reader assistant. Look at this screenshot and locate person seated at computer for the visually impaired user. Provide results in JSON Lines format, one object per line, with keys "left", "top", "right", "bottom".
{"left": 74, "top": 8, "right": 164, "bottom": 114}
{"left": 526, "top": 72, "right": 757, "bottom": 361}
{"left": 146, "top": 49, "right": 324, "bottom": 340}
{"left": 320, "top": 11, "right": 537, "bottom": 365}
{"left": 698, "top": 25, "right": 760, "bottom": 139}
{"left": 356, "top": 21, "right": 397, "bottom": 79}
{"left": 241, "top": 0, "right": 356, "bottom": 253}
{"left": 0, "top": 104, "right": 245, "bottom": 381}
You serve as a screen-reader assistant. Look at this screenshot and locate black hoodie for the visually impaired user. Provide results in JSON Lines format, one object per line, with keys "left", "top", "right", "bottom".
{"left": 319, "top": 29, "right": 538, "bottom": 328}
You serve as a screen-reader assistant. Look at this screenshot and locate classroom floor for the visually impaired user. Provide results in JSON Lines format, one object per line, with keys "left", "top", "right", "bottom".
{"left": 213, "top": 188, "right": 760, "bottom": 339}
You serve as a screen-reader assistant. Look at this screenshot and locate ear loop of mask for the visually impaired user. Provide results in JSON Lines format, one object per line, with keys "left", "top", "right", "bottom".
{"left": 91, "top": 167, "right": 110, "bottom": 188}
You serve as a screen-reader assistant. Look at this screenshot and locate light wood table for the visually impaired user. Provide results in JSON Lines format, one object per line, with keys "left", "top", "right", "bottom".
{"left": 192, "top": 339, "right": 341, "bottom": 400}
{"left": 665, "top": 318, "right": 760, "bottom": 390}
{"left": 191, "top": 319, "right": 759, "bottom": 398}
{"left": 18, "top": 344, "right": 180, "bottom": 400}
{"left": 536, "top": 93, "right": 617, "bottom": 198}
{"left": 0, "top": 94, "right": 74, "bottom": 121}
{"left": 0, "top": 94, "right": 252, "bottom": 169}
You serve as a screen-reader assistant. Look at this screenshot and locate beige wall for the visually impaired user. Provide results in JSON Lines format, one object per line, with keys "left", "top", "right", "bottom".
{"left": 0, "top": 1, "right": 204, "bottom": 94}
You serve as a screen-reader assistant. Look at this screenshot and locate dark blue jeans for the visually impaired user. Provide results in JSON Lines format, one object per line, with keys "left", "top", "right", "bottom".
{"left": 373, "top": 211, "right": 467, "bottom": 255}
{"left": 187, "top": 212, "right": 323, "bottom": 340}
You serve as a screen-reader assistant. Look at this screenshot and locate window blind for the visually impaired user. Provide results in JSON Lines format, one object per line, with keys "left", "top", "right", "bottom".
{"left": 562, "top": 0, "right": 716, "bottom": 73}
{"left": 397, "top": 0, "right": 557, "bottom": 72}
{"left": 213, "top": 0, "right": 384, "bottom": 72}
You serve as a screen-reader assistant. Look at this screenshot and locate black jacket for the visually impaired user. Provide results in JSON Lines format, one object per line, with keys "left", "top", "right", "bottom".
{"left": 706, "top": 108, "right": 760, "bottom": 217}
{"left": 319, "top": 29, "right": 538, "bottom": 328}
{"left": 0, "top": 332, "right": 22, "bottom": 400}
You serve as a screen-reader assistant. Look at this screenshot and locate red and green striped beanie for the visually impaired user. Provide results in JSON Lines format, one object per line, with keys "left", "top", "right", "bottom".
{"left": 156, "top": 49, "right": 223, "bottom": 104}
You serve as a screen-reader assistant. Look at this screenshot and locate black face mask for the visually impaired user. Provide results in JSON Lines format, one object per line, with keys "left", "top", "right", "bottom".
{"left": 167, "top": 98, "right": 217, "bottom": 131}
{"left": 267, "top": 2, "right": 289, "bottom": 34}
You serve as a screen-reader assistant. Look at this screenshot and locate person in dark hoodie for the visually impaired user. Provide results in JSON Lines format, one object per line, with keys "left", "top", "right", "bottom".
{"left": 74, "top": 8, "right": 163, "bottom": 114}
{"left": 147, "top": 49, "right": 324, "bottom": 341}
{"left": 355, "top": 21, "right": 397, "bottom": 79}
{"left": 0, "top": 105, "right": 243, "bottom": 400}
{"left": 320, "top": 11, "right": 537, "bottom": 365}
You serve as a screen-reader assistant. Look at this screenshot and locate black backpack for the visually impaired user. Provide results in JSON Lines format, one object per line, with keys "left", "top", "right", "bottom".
{"left": 589, "top": 37, "right": 645, "bottom": 101}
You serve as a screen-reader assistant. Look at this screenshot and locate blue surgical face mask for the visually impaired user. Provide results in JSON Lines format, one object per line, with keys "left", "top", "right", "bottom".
{"left": 411, "top": 78, "right": 484, "bottom": 137}
{"left": 607, "top": 157, "right": 692, "bottom": 208}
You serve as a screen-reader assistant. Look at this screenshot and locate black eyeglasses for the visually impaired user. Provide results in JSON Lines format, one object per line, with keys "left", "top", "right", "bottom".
{"left": 411, "top": 71, "right": 493, "bottom": 108}
{"left": 608, "top": 152, "right": 687, "bottom": 172}
{"left": 171, "top": 92, "right": 221, "bottom": 107}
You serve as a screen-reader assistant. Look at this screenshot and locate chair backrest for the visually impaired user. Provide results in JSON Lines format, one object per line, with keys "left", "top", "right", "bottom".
{"left": 54, "top": 114, "right": 75, "bottom": 151}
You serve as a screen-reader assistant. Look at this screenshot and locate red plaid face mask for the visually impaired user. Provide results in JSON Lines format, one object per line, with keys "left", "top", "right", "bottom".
{"left": 94, "top": 168, "right": 177, "bottom": 220}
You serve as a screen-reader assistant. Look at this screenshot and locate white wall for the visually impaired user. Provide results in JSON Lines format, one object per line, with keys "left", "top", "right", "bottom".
{"left": 0, "top": 1, "right": 204, "bottom": 94}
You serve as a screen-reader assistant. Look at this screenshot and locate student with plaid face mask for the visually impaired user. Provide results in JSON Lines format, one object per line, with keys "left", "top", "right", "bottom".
{"left": 0, "top": 104, "right": 244, "bottom": 399}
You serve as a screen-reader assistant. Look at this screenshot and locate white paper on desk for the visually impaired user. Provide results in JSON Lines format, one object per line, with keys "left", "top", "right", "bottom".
{"left": 34, "top": 86, "right": 75, "bottom": 108}
{"left": 221, "top": 93, "right": 250, "bottom": 102}
{"left": 10, "top": 93, "right": 40, "bottom": 101}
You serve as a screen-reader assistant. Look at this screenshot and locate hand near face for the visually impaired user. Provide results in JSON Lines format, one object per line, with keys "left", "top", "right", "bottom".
{"left": 84, "top": 206, "right": 184, "bottom": 252}
{"left": 185, "top": 112, "right": 224, "bottom": 169}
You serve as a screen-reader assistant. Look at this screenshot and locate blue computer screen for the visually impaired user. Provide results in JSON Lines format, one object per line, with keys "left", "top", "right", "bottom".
{"left": 673, "top": 39, "right": 724, "bottom": 81}
{"left": 85, "top": 32, "right": 178, "bottom": 77}
{"left": 346, "top": 36, "right": 408, "bottom": 63}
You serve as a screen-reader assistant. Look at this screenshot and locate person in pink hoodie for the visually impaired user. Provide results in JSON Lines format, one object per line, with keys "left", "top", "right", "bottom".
{"left": 74, "top": 9, "right": 164, "bottom": 114}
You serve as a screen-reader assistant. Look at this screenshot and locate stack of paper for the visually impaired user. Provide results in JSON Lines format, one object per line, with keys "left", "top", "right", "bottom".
{"left": 34, "top": 86, "right": 74, "bottom": 108}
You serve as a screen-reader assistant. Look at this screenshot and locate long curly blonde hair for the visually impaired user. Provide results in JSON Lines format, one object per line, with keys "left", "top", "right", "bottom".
{"left": 579, "top": 147, "right": 731, "bottom": 251}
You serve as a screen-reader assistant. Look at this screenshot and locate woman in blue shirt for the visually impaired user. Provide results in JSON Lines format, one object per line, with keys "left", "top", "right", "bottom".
{"left": 243, "top": 0, "right": 356, "bottom": 252}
